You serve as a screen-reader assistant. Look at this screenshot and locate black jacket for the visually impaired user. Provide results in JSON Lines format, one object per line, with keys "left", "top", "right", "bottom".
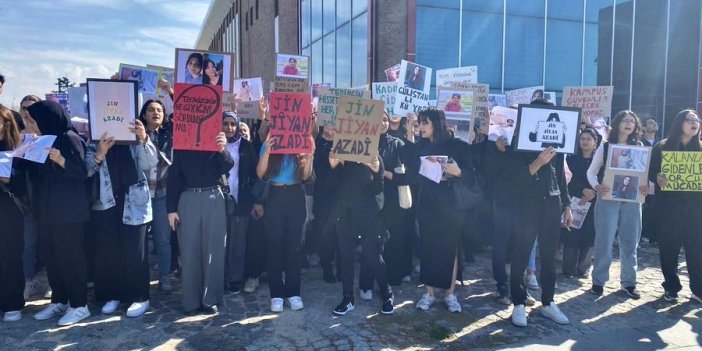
{"left": 224, "top": 138, "right": 259, "bottom": 216}
{"left": 378, "top": 133, "right": 405, "bottom": 209}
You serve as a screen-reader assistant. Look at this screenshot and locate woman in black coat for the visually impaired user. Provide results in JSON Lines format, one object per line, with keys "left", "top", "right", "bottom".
{"left": 27, "top": 101, "right": 91, "bottom": 326}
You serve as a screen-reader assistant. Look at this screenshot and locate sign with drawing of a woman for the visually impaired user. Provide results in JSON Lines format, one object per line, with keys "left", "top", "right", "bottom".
{"left": 515, "top": 105, "right": 581, "bottom": 154}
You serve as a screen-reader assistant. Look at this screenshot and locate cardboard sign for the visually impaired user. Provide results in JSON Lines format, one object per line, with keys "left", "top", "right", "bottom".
{"left": 372, "top": 82, "right": 398, "bottom": 116}
{"left": 86, "top": 79, "right": 139, "bottom": 144}
{"left": 562, "top": 86, "right": 614, "bottom": 123}
{"left": 234, "top": 78, "right": 263, "bottom": 102}
{"left": 515, "top": 105, "right": 581, "bottom": 154}
{"left": 119, "top": 64, "right": 161, "bottom": 94}
{"left": 505, "top": 86, "right": 544, "bottom": 106}
{"left": 172, "top": 83, "right": 223, "bottom": 152}
{"left": 661, "top": 151, "right": 702, "bottom": 191}
{"left": 436, "top": 66, "right": 478, "bottom": 87}
{"left": 276, "top": 54, "right": 309, "bottom": 79}
{"left": 602, "top": 144, "right": 651, "bottom": 203}
{"left": 317, "top": 88, "right": 371, "bottom": 126}
{"left": 449, "top": 82, "right": 490, "bottom": 137}
{"left": 273, "top": 76, "right": 309, "bottom": 93}
{"left": 175, "top": 48, "right": 236, "bottom": 93}
{"left": 331, "top": 96, "right": 384, "bottom": 164}
{"left": 267, "top": 92, "right": 313, "bottom": 154}
{"left": 67, "top": 86, "right": 88, "bottom": 118}
{"left": 235, "top": 100, "right": 259, "bottom": 120}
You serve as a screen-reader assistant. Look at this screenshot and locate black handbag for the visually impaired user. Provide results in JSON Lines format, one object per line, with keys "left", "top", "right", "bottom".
{"left": 0, "top": 183, "right": 30, "bottom": 216}
{"left": 251, "top": 178, "right": 270, "bottom": 204}
{"left": 450, "top": 163, "right": 484, "bottom": 210}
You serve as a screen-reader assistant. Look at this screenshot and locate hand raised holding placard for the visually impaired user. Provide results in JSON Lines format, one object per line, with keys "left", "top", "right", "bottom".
{"left": 95, "top": 132, "right": 116, "bottom": 161}
{"left": 129, "top": 120, "right": 147, "bottom": 144}
{"left": 216, "top": 132, "right": 227, "bottom": 153}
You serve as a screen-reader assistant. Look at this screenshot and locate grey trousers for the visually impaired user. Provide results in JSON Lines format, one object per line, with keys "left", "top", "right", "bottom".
{"left": 177, "top": 188, "right": 227, "bottom": 312}
{"left": 225, "top": 214, "right": 249, "bottom": 284}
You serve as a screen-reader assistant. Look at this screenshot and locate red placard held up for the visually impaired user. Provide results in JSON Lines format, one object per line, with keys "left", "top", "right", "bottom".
{"left": 172, "top": 83, "right": 223, "bottom": 152}
{"left": 268, "top": 92, "right": 313, "bottom": 154}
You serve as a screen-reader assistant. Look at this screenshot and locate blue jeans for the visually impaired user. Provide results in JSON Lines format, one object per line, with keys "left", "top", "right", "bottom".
{"left": 152, "top": 196, "right": 171, "bottom": 279}
{"left": 592, "top": 198, "right": 642, "bottom": 288}
{"left": 23, "top": 213, "right": 38, "bottom": 281}
{"left": 528, "top": 242, "right": 537, "bottom": 272}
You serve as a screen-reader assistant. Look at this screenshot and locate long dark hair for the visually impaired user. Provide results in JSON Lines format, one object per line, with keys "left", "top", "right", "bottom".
{"left": 418, "top": 109, "right": 451, "bottom": 144}
{"left": 138, "top": 99, "right": 167, "bottom": 126}
{"left": 609, "top": 110, "right": 641, "bottom": 145}
{"left": 577, "top": 127, "right": 600, "bottom": 157}
{"left": 662, "top": 109, "right": 702, "bottom": 151}
{"left": 263, "top": 154, "right": 307, "bottom": 183}
{"left": 0, "top": 106, "right": 21, "bottom": 149}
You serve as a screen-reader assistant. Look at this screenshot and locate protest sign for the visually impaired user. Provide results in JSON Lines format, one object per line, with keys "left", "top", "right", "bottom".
{"left": 234, "top": 78, "right": 263, "bottom": 102}
{"left": 567, "top": 196, "right": 592, "bottom": 230}
{"left": 45, "top": 93, "right": 70, "bottom": 115}
{"left": 515, "top": 105, "right": 581, "bottom": 154}
{"left": 272, "top": 76, "right": 309, "bottom": 93}
{"left": 488, "top": 94, "right": 507, "bottom": 110}
{"left": 119, "top": 64, "right": 161, "bottom": 94}
{"left": 563, "top": 86, "right": 614, "bottom": 124}
{"left": 175, "top": 48, "right": 236, "bottom": 92}
{"left": 505, "top": 86, "right": 544, "bottom": 106}
{"left": 448, "top": 82, "right": 490, "bottom": 137}
{"left": 385, "top": 63, "right": 400, "bottom": 82}
{"left": 332, "top": 96, "right": 384, "bottom": 164}
{"left": 394, "top": 60, "right": 432, "bottom": 116}
{"left": 437, "top": 87, "right": 473, "bottom": 142}
{"left": 172, "top": 83, "right": 223, "bottom": 152}
{"left": 660, "top": 151, "right": 702, "bottom": 191}
{"left": 235, "top": 99, "right": 259, "bottom": 120}
{"left": 147, "top": 64, "right": 175, "bottom": 90}
{"left": 544, "top": 91, "right": 556, "bottom": 102}
{"left": 436, "top": 66, "right": 478, "bottom": 87}
{"left": 86, "top": 79, "right": 138, "bottom": 144}
{"left": 8, "top": 134, "right": 57, "bottom": 163}
{"left": 488, "top": 106, "right": 518, "bottom": 145}
{"left": 67, "top": 87, "right": 88, "bottom": 118}
{"left": 602, "top": 144, "right": 651, "bottom": 203}
{"left": 276, "top": 54, "right": 309, "bottom": 79}
{"left": 317, "top": 88, "right": 371, "bottom": 126}
{"left": 268, "top": 92, "right": 313, "bottom": 154}
{"left": 372, "top": 82, "right": 398, "bottom": 117}
{"left": 141, "top": 91, "right": 174, "bottom": 116}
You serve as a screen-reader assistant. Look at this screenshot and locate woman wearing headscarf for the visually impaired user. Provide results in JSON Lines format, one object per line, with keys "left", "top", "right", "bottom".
{"left": 26, "top": 100, "right": 91, "bottom": 326}
{"left": 86, "top": 109, "right": 158, "bottom": 318}
{"left": 0, "top": 105, "right": 27, "bottom": 322}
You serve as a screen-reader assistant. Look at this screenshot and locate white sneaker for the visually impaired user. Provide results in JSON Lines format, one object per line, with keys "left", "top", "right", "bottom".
{"left": 287, "top": 296, "right": 304, "bottom": 311}
{"left": 34, "top": 303, "right": 68, "bottom": 321}
{"left": 3, "top": 311, "right": 21, "bottom": 322}
{"left": 126, "top": 300, "right": 150, "bottom": 317}
{"left": 101, "top": 300, "right": 120, "bottom": 314}
{"left": 271, "top": 298, "right": 284, "bottom": 312}
{"left": 525, "top": 273, "right": 540, "bottom": 290}
{"left": 511, "top": 304, "right": 527, "bottom": 327}
{"left": 541, "top": 303, "right": 569, "bottom": 324}
{"left": 244, "top": 278, "right": 259, "bottom": 293}
{"left": 444, "top": 294, "right": 462, "bottom": 313}
{"left": 416, "top": 293, "right": 436, "bottom": 311}
{"left": 359, "top": 289, "right": 373, "bottom": 301}
{"left": 57, "top": 306, "right": 90, "bottom": 326}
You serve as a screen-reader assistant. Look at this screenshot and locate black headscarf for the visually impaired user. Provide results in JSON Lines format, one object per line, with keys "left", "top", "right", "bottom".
{"left": 26, "top": 100, "right": 73, "bottom": 136}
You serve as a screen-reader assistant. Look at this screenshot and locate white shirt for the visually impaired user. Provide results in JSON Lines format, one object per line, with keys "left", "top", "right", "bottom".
{"left": 586, "top": 145, "right": 605, "bottom": 188}
{"left": 226, "top": 139, "right": 241, "bottom": 201}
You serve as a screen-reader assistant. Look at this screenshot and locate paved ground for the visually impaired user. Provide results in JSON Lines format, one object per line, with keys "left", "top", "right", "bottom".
{"left": 1, "top": 242, "right": 701, "bottom": 351}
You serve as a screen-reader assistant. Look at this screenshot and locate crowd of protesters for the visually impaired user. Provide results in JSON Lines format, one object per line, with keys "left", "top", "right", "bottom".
{"left": 0, "top": 72, "right": 700, "bottom": 329}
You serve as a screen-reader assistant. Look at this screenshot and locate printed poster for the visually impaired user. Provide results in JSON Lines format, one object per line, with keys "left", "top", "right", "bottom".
{"left": 394, "top": 60, "right": 432, "bottom": 116}
{"left": 172, "top": 83, "right": 223, "bottom": 152}
{"left": 268, "top": 92, "right": 313, "bottom": 154}
{"left": 317, "top": 87, "right": 371, "bottom": 126}
{"left": 332, "top": 96, "right": 385, "bottom": 164}
{"left": 448, "top": 82, "right": 490, "bottom": 138}
{"left": 175, "top": 48, "right": 236, "bottom": 93}
{"left": 488, "top": 106, "right": 518, "bottom": 145}
{"left": 276, "top": 54, "right": 309, "bottom": 79}
{"left": 384, "top": 63, "right": 400, "bottom": 82}
{"left": 567, "top": 196, "right": 592, "bottom": 230}
{"left": 515, "top": 105, "right": 581, "bottom": 154}
{"left": 661, "top": 151, "right": 702, "bottom": 191}
{"left": 602, "top": 144, "right": 652, "bottom": 203}
{"left": 118, "top": 64, "right": 161, "bottom": 94}
{"left": 234, "top": 78, "right": 263, "bottom": 102}
{"left": 437, "top": 87, "right": 473, "bottom": 142}
{"left": 86, "top": 79, "right": 139, "bottom": 144}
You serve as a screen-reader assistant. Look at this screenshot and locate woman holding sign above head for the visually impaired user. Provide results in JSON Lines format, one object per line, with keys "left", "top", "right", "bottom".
{"left": 167, "top": 127, "right": 234, "bottom": 315}
{"left": 26, "top": 100, "right": 91, "bottom": 326}
{"left": 405, "top": 109, "right": 479, "bottom": 314}
{"left": 85, "top": 110, "right": 158, "bottom": 318}
{"left": 256, "top": 129, "right": 314, "bottom": 313}
{"left": 648, "top": 109, "right": 702, "bottom": 304}
{"left": 586, "top": 110, "right": 648, "bottom": 300}
{"left": 0, "top": 106, "right": 27, "bottom": 322}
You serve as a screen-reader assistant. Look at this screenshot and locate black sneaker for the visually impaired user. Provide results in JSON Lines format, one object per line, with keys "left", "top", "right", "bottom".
{"left": 202, "top": 305, "right": 219, "bottom": 315}
{"left": 590, "top": 285, "right": 604, "bottom": 296}
{"left": 333, "top": 298, "right": 355, "bottom": 315}
{"left": 381, "top": 297, "right": 394, "bottom": 315}
{"left": 228, "top": 282, "right": 242, "bottom": 295}
{"left": 663, "top": 291, "right": 679, "bottom": 303}
{"left": 623, "top": 286, "right": 641, "bottom": 300}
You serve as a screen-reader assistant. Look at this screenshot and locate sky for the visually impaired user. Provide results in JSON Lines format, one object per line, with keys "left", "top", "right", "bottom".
{"left": 0, "top": 0, "right": 211, "bottom": 108}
